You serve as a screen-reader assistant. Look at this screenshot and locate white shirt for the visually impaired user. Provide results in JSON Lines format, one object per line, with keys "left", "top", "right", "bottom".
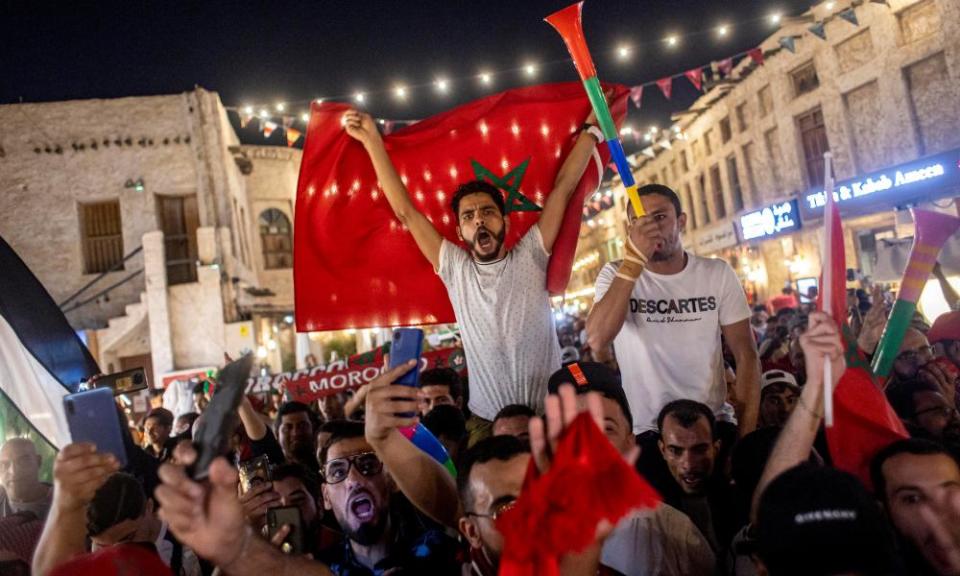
{"left": 437, "top": 226, "right": 561, "bottom": 420}
{"left": 601, "top": 503, "right": 716, "bottom": 576}
{"left": 595, "top": 252, "right": 751, "bottom": 434}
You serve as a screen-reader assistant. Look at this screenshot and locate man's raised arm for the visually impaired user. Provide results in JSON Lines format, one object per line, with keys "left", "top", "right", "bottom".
{"left": 344, "top": 110, "right": 443, "bottom": 269}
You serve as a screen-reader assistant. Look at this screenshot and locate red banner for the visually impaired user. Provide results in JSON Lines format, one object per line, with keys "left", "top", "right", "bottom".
{"left": 249, "top": 346, "right": 467, "bottom": 403}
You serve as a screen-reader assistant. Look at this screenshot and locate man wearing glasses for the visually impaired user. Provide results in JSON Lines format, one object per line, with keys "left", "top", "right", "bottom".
{"left": 153, "top": 360, "right": 460, "bottom": 576}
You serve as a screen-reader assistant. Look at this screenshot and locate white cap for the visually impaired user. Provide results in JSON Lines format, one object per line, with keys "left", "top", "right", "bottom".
{"left": 761, "top": 370, "right": 800, "bottom": 391}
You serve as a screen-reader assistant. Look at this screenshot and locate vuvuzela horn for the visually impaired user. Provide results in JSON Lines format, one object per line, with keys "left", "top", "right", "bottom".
{"left": 871, "top": 208, "right": 960, "bottom": 378}
{"left": 545, "top": 2, "right": 646, "bottom": 217}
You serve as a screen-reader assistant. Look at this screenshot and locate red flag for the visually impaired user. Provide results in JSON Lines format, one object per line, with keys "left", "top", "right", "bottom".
{"left": 818, "top": 174, "right": 909, "bottom": 489}
{"left": 656, "top": 77, "right": 673, "bottom": 99}
{"left": 718, "top": 57, "right": 734, "bottom": 76}
{"left": 629, "top": 85, "right": 643, "bottom": 109}
{"left": 748, "top": 47, "right": 765, "bottom": 66}
{"left": 294, "top": 82, "right": 628, "bottom": 331}
{"left": 684, "top": 68, "right": 703, "bottom": 92}
{"left": 497, "top": 414, "right": 660, "bottom": 575}
{"left": 285, "top": 128, "right": 302, "bottom": 147}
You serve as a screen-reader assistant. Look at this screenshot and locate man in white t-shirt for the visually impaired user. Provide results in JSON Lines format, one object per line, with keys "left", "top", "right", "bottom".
{"left": 344, "top": 108, "right": 604, "bottom": 444}
{"left": 586, "top": 184, "right": 760, "bottom": 436}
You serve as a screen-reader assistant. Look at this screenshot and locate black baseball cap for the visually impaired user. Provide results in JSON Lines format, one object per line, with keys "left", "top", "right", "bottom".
{"left": 756, "top": 464, "right": 900, "bottom": 576}
{"left": 547, "top": 362, "right": 633, "bottom": 429}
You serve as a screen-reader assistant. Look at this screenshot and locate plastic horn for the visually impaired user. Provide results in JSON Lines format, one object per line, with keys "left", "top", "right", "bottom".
{"left": 545, "top": 2, "right": 646, "bottom": 217}
{"left": 399, "top": 423, "right": 457, "bottom": 477}
{"left": 821, "top": 152, "right": 835, "bottom": 427}
{"left": 871, "top": 208, "right": 960, "bottom": 378}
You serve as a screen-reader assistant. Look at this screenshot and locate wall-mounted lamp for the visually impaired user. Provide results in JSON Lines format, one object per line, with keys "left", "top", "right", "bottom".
{"left": 124, "top": 178, "right": 145, "bottom": 193}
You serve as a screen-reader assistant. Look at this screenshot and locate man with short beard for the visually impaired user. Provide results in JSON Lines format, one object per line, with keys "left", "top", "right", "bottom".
{"left": 586, "top": 184, "right": 760, "bottom": 436}
{"left": 276, "top": 401, "right": 319, "bottom": 475}
{"left": 345, "top": 107, "right": 605, "bottom": 445}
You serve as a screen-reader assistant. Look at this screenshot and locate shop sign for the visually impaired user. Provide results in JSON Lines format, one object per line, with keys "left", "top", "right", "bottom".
{"left": 801, "top": 147, "right": 960, "bottom": 219}
{"left": 739, "top": 199, "right": 802, "bottom": 241}
{"left": 695, "top": 222, "right": 739, "bottom": 253}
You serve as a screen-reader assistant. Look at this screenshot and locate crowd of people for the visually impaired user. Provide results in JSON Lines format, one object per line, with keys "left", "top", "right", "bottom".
{"left": 2, "top": 108, "right": 960, "bottom": 575}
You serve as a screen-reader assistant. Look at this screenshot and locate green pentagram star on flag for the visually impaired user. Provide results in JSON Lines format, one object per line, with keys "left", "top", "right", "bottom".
{"left": 470, "top": 158, "right": 542, "bottom": 213}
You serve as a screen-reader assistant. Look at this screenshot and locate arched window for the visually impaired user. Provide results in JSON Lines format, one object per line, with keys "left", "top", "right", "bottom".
{"left": 258, "top": 208, "right": 292, "bottom": 269}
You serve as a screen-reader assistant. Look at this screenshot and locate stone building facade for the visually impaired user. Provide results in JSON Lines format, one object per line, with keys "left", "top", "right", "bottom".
{"left": 0, "top": 88, "right": 275, "bottom": 387}
{"left": 568, "top": 0, "right": 960, "bottom": 308}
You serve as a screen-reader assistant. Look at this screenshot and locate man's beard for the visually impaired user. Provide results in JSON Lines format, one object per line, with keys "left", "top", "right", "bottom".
{"left": 467, "top": 226, "right": 506, "bottom": 262}
{"left": 650, "top": 238, "right": 678, "bottom": 262}
{"left": 344, "top": 510, "right": 389, "bottom": 546}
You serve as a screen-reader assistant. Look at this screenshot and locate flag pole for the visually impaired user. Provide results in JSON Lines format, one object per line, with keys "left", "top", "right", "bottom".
{"left": 822, "top": 152, "right": 835, "bottom": 427}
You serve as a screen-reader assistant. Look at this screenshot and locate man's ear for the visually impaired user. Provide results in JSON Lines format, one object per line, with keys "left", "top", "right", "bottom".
{"left": 459, "top": 516, "right": 484, "bottom": 550}
{"left": 678, "top": 211, "right": 688, "bottom": 232}
{"left": 456, "top": 225, "right": 463, "bottom": 242}
{"left": 657, "top": 438, "right": 666, "bottom": 457}
{"left": 321, "top": 484, "right": 333, "bottom": 511}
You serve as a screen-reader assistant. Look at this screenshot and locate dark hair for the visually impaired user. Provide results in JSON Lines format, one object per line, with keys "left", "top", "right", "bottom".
{"left": 145, "top": 407, "right": 174, "bottom": 428}
{"left": 457, "top": 435, "right": 529, "bottom": 512}
{"left": 450, "top": 180, "right": 505, "bottom": 218}
{"left": 870, "top": 438, "right": 957, "bottom": 500}
{"left": 275, "top": 401, "right": 316, "bottom": 434}
{"left": 149, "top": 388, "right": 164, "bottom": 399}
{"left": 87, "top": 473, "right": 146, "bottom": 537}
{"left": 494, "top": 404, "right": 536, "bottom": 422}
{"left": 318, "top": 420, "right": 366, "bottom": 465}
{"left": 657, "top": 399, "right": 716, "bottom": 439}
{"left": 885, "top": 378, "right": 940, "bottom": 420}
{"left": 192, "top": 382, "right": 206, "bottom": 396}
{"left": 175, "top": 412, "right": 199, "bottom": 431}
{"left": 636, "top": 184, "right": 682, "bottom": 217}
{"left": 420, "top": 368, "right": 462, "bottom": 401}
{"left": 422, "top": 404, "right": 467, "bottom": 442}
{"left": 272, "top": 462, "right": 320, "bottom": 499}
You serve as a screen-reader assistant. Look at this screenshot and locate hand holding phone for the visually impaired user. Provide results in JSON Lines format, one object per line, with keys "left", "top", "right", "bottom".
{"left": 267, "top": 506, "right": 304, "bottom": 555}
{"left": 63, "top": 387, "right": 128, "bottom": 467}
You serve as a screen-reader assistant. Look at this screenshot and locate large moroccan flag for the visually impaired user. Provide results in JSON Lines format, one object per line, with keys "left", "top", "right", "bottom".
{"left": 294, "top": 82, "right": 628, "bottom": 332}
{"left": 818, "top": 183, "right": 908, "bottom": 490}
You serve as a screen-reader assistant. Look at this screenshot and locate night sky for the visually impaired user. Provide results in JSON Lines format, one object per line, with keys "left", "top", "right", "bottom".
{"left": 2, "top": 0, "right": 815, "bottom": 147}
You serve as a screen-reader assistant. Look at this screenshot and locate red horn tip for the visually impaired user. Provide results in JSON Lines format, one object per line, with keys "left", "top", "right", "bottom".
{"left": 544, "top": 1, "right": 596, "bottom": 80}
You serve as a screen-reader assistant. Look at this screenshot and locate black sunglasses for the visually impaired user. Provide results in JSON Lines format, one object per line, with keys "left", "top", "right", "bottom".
{"left": 322, "top": 451, "right": 384, "bottom": 484}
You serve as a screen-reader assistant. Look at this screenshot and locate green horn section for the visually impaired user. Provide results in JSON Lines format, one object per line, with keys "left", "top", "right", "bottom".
{"left": 583, "top": 76, "right": 618, "bottom": 141}
{"left": 870, "top": 299, "right": 917, "bottom": 378}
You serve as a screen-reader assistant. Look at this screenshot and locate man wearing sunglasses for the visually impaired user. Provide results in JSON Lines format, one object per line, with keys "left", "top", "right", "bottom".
{"left": 154, "top": 360, "right": 460, "bottom": 576}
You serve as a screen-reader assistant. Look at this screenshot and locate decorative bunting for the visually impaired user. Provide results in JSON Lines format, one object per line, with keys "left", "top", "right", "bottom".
{"left": 263, "top": 121, "right": 278, "bottom": 138}
{"left": 748, "top": 47, "right": 765, "bottom": 66}
{"left": 656, "top": 77, "right": 673, "bottom": 100}
{"left": 239, "top": 115, "right": 253, "bottom": 129}
{"left": 779, "top": 36, "right": 797, "bottom": 53}
{"left": 658, "top": 139, "right": 673, "bottom": 150}
{"left": 626, "top": 155, "right": 638, "bottom": 168}
{"left": 684, "top": 68, "right": 703, "bottom": 92}
{"left": 839, "top": 7, "right": 859, "bottom": 26}
{"left": 383, "top": 120, "right": 396, "bottom": 135}
{"left": 285, "top": 128, "right": 302, "bottom": 147}
{"left": 641, "top": 147, "right": 656, "bottom": 158}
{"left": 717, "top": 58, "right": 734, "bottom": 76}
{"left": 629, "top": 85, "right": 644, "bottom": 109}
{"left": 809, "top": 22, "right": 827, "bottom": 40}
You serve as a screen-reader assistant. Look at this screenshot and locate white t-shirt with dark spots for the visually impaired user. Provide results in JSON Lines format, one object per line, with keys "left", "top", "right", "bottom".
{"left": 437, "top": 226, "right": 561, "bottom": 420}
{"left": 595, "top": 253, "right": 751, "bottom": 434}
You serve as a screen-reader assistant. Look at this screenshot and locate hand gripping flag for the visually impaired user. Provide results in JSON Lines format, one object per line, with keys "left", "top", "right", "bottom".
{"left": 0, "top": 236, "right": 100, "bottom": 448}
{"left": 294, "top": 82, "right": 628, "bottom": 332}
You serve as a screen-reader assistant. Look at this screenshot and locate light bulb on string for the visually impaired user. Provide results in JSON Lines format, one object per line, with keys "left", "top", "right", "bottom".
{"left": 523, "top": 62, "right": 538, "bottom": 77}
{"left": 243, "top": 105, "right": 253, "bottom": 115}
{"left": 435, "top": 78, "right": 450, "bottom": 94}
{"left": 259, "top": 109, "right": 269, "bottom": 119}
{"left": 301, "top": 113, "right": 310, "bottom": 123}
{"left": 315, "top": 98, "right": 324, "bottom": 105}
{"left": 275, "top": 103, "right": 285, "bottom": 112}
{"left": 479, "top": 71, "right": 492, "bottom": 86}
{"left": 394, "top": 84, "right": 408, "bottom": 100}
{"left": 616, "top": 44, "right": 632, "bottom": 60}
{"left": 665, "top": 35, "right": 679, "bottom": 47}
{"left": 354, "top": 92, "right": 366, "bottom": 103}
{"left": 717, "top": 24, "right": 729, "bottom": 38}
{"left": 770, "top": 12, "right": 782, "bottom": 24}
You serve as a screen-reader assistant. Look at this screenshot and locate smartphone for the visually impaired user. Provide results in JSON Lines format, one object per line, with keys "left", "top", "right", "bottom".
{"left": 238, "top": 455, "right": 272, "bottom": 494}
{"left": 63, "top": 387, "right": 128, "bottom": 467}
{"left": 388, "top": 328, "right": 424, "bottom": 387}
{"left": 267, "top": 506, "right": 303, "bottom": 555}
{"left": 189, "top": 353, "right": 253, "bottom": 480}
{"left": 95, "top": 368, "right": 148, "bottom": 396}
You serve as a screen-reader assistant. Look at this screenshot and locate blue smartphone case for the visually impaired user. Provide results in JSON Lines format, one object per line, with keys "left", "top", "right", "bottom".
{"left": 63, "top": 387, "right": 128, "bottom": 467}
{"left": 389, "top": 328, "right": 424, "bottom": 387}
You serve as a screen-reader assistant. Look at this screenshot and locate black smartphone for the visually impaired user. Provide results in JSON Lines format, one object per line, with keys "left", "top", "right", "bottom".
{"left": 189, "top": 353, "right": 253, "bottom": 480}
{"left": 267, "top": 506, "right": 304, "bottom": 555}
{"left": 64, "top": 387, "right": 128, "bottom": 467}
{"left": 94, "top": 367, "right": 148, "bottom": 396}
